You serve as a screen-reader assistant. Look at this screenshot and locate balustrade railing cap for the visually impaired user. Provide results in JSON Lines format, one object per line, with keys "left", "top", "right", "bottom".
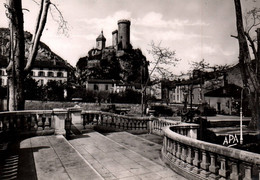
{"left": 53, "top": 108, "right": 68, "bottom": 113}
{"left": 175, "top": 123, "right": 200, "bottom": 128}
{"left": 67, "top": 107, "right": 83, "bottom": 112}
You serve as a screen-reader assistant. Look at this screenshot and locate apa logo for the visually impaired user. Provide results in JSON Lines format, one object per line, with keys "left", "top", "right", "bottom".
{"left": 223, "top": 134, "right": 239, "bottom": 147}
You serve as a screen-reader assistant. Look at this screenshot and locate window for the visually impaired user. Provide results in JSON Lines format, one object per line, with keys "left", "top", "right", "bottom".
{"left": 0, "top": 70, "right": 3, "bottom": 76}
{"left": 38, "top": 71, "right": 45, "bottom": 77}
{"left": 57, "top": 72, "right": 63, "bottom": 77}
{"left": 105, "top": 85, "right": 108, "bottom": 91}
{"left": 30, "top": 71, "right": 35, "bottom": 76}
{"left": 48, "top": 72, "right": 54, "bottom": 77}
{"left": 94, "top": 84, "right": 99, "bottom": 91}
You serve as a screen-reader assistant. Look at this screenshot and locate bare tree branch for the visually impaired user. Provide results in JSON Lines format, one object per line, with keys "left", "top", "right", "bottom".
{"left": 25, "top": 0, "right": 50, "bottom": 71}
{"left": 49, "top": 3, "right": 69, "bottom": 36}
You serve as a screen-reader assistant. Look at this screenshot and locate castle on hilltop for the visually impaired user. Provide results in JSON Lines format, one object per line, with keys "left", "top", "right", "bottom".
{"left": 77, "top": 19, "right": 149, "bottom": 91}
{"left": 95, "top": 19, "right": 132, "bottom": 51}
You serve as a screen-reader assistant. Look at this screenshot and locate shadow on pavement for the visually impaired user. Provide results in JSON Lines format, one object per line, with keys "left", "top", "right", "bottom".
{"left": 0, "top": 139, "right": 49, "bottom": 180}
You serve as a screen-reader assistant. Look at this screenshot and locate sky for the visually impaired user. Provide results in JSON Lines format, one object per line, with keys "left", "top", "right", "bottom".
{"left": 0, "top": 0, "right": 258, "bottom": 75}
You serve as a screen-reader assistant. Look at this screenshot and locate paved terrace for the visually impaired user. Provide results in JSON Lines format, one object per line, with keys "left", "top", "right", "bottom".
{"left": 0, "top": 130, "right": 186, "bottom": 180}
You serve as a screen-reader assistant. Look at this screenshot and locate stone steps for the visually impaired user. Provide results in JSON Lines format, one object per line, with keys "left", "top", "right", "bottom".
{"left": 0, "top": 126, "right": 186, "bottom": 179}
{"left": 68, "top": 129, "right": 186, "bottom": 180}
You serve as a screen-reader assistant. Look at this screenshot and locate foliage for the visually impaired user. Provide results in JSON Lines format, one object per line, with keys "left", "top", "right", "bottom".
{"left": 24, "top": 76, "right": 44, "bottom": 100}
{"left": 109, "top": 89, "right": 142, "bottom": 104}
{"left": 45, "top": 80, "right": 66, "bottom": 101}
{"left": 71, "top": 87, "right": 142, "bottom": 104}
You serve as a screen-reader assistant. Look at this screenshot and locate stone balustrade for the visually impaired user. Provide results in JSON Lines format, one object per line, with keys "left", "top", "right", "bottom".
{"left": 0, "top": 109, "right": 68, "bottom": 136}
{"left": 81, "top": 111, "right": 151, "bottom": 133}
{"left": 80, "top": 111, "right": 196, "bottom": 136}
{"left": 162, "top": 126, "right": 260, "bottom": 180}
{"left": 151, "top": 117, "right": 181, "bottom": 136}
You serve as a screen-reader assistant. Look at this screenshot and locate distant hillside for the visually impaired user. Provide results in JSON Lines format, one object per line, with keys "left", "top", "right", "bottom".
{"left": 0, "top": 28, "right": 74, "bottom": 72}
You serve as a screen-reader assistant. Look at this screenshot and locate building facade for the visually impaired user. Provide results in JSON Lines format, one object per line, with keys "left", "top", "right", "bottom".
{"left": 0, "top": 56, "right": 69, "bottom": 87}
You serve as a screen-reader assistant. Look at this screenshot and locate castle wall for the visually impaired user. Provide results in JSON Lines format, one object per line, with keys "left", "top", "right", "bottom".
{"left": 118, "top": 20, "right": 131, "bottom": 50}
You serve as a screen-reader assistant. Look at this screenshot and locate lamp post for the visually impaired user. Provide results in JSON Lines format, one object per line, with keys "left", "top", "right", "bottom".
{"left": 240, "top": 88, "right": 243, "bottom": 145}
{"left": 240, "top": 86, "right": 250, "bottom": 145}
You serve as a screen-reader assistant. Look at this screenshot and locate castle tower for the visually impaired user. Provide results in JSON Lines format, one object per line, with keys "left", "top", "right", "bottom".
{"left": 96, "top": 30, "right": 106, "bottom": 50}
{"left": 112, "top": 30, "right": 118, "bottom": 50}
{"left": 117, "top": 19, "right": 131, "bottom": 50}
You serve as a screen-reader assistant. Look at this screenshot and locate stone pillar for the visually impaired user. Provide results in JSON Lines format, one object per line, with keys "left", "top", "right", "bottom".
{"left": 53, "top": 108, "right": 68, "bottom": 135}
{"left": 188, "top": 128, "right": 198, "bottom": 139}
{"left": 68, "top": 107, "right": 82, "bottom": 124}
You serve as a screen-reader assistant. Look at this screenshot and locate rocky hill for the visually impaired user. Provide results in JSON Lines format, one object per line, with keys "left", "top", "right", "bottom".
{"left": 76, "top": 47, "right": 149, "bottom": 85}
{"left": 0, "top": 28, "right": 74, "bottom": 72}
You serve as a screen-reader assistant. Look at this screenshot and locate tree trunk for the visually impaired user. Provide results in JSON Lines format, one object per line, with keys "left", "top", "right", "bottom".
{"left": 234, "top": 0, "right": 259, "bottom": 130}
{"left": 6, "top": 0, "right": 25, "bottom": 111}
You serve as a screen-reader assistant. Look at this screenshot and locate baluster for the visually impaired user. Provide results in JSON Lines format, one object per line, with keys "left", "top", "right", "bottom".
{"left": 110, "top": 116, "right": 113, "bottom": 127}
{"left": 93, "top": 114, "right": 97, "bottom": 123}
{"left": 200, "top": 150, "right": 210, "bottom": 177}
{"left": 180, "top": 145, "right": 187, "bottom": 167}
{"left": 257, "top": 165, "right": 260, "bottom": 180}
{"left": 171, "top": 141, "right": 177, "bottom": 162}
{"left": 256, "top": 164, "right": 260, "bottom": 179}
{"left": 98, "top": 113, "right": 101, "bottom": 125}
{"left": 243, "top": 162, "right": 252, "bottom": 180}
{"left": 192, "top": 148, "right": 201, "bottom": 174}
{"left": 208, "top": 153, "right": 219, "bottom": 179}
{"left": 27, "top": 115, "right": 32, "bottom": 130}
{"left": 175, "top": 142, "right": 182, "bottom": 165}
{"left": 186, "top": 146, "right": 194, "bottom": 171}
{"left": 87, "top": 113, "right": 90, "bottom": 124}
{"left": 218, "top": 156, "right": 229, "bottom": 179}
{"left": 166, "top": 138, "right": 172, "bottom": 159}
{"left": 89, "top": 114, "right": 93, "bottom": 124}
{"left": 9, "top": 115, "right": 14, "bottom": 130}
{"left": 32, "top": 114, "right": 38, "bottom": 130}
{"left": 117, "top": 117, "right": 121, "bottom": 128}
{"left": 121, "top": 118, "right": 124, "bottom": 129}
{"left": 44, "top": 115, "right": 50, "bottom": 129}
{"left": 3, "top": 117, "right": 7, "bottom": 131}
{"left": 129, "top": 121, "right": 132, "bottom": 129}
{"left": 0, "top": 118, "right": 2, "bottom": 131}
{"left": 42, "top": 115, "right": 46, "bottom": 130}
{"left": 82, "top": 114, "right": 86, "bottom": 129}
{"left": 37, "top": 114, "right": 42, "bottom": 130}
{"left": 229, "top": 159, "right": 240, "bottom": 180}
{"left": 49, "top": 115, "right": 52, "bottom": 128}
{"left": 116, "top": 117, "right": 120, "bottom": 128}
{"left": 100, "top": 114, "right": 104, "bottom": 126}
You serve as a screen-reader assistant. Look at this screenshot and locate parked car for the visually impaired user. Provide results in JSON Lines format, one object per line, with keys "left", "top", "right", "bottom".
{"left": 149, "top": 105, "right": 174, "bottom": 117}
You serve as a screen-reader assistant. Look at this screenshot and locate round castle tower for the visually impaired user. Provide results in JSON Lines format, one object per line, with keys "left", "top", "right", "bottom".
{"left": 117, "top": 19, "right": 131, "bottom": 50}
{"left": 112, "top": 30, "right": 118, "bottom": 50}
